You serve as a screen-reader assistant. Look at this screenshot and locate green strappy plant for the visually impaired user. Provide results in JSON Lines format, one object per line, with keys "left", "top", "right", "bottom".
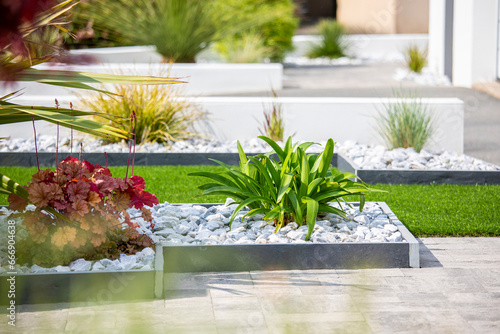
{"left": 190, "top": 136, "right": 383, "bottom": 241}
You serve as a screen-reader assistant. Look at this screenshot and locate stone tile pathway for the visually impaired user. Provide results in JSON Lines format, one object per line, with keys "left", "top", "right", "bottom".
{"left": 2, "top": 238, "right": 500, "bottom": 333}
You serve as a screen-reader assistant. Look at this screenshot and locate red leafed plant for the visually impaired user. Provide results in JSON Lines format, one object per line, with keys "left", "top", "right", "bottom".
{"left": 8, "top": 156, "right": 159, "bottom": 266}
{"left": 8, "top": 110, "right": 159, "bottom": 266}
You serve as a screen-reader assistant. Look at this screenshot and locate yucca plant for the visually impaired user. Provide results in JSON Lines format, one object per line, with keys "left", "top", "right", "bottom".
{"left": 191, "top": 136, "right": 381, "bottom": 241}
{"left": 376, "top": 90, "right": 435, "bottom": 153}
{"left": 405, "top": 45, "right": 427, "bottom": 73}
{"left": 307, "top": 19, "right": 349, "bottom": 59}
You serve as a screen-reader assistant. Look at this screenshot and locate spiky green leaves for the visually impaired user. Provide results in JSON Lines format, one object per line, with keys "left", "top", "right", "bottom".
{"left": 191, "top": 136, "right": 382, "bottom": 241}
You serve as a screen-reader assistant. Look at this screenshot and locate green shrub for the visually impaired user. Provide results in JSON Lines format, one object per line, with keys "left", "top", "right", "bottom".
{"left": 218, "top": 0, "right": 299, "bottom": 62}
{"left": 307, "top": 19, "right": 348, "bottom": 59}
{"left": 215, "top": 32, "right": 270, "bottom": 63}
{"left": 376, "top": 90, "right": 435, "bottom": 153}
{"left": 191, "top": 136, "right": 380, "bottom": 241}
{"left": 70, "top": 0, "right": 283, "bottom": 63}
{"left": 80, "top": 68, "right": 205, "bottom": 144}
{"left": 405, "top": 45, "right": 427, "bottom": 73}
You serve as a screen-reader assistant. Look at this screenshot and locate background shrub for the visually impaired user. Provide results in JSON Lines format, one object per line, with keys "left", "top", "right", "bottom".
{"left": 307, "top": 19, "right": 348, "bottom": 59}
{"left": 66, "top": 0, "right": 288, "bottom": 63}
{"left": 217, "top": 0, "right": 299, "bottom": 62}
{"left": 215, "top": 32, "right": 270, "bottom": 63}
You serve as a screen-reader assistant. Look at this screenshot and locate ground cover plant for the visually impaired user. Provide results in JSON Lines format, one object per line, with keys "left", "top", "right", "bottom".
{"left": 376, "top": 90, "right": 435, "bottom": 153}
{"left": 307, "top": 19, "right": 349, "bottom": 59}
{"left": 190, "top": 136, "right": 379, "bottom": 240}
{"left": 2, "top": 167, "right": 499, "bottom": 237}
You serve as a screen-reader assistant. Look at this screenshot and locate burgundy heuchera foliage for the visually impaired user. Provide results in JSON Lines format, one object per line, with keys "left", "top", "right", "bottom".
{"left": 8, "top": 156, "right": 159, "bottom": 249}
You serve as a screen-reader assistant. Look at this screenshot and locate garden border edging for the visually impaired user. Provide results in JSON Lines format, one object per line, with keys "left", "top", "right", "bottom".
{"left": 1, "top": 151, "right": 499, "bottom": 184}
{"left": 0, "top": 202, "right": 418, "bottom": 304}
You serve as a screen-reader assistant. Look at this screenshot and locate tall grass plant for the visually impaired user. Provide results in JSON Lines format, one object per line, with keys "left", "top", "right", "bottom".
{"left": 376, "top": 90, "right": 435, "bottom": 153}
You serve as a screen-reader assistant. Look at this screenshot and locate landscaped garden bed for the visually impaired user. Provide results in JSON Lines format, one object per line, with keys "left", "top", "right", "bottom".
{"left": 0, "top": 199, "right": 418, "bottom": 305}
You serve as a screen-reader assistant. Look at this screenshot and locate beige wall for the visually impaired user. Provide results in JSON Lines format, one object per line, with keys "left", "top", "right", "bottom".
{"left": 337, "top": 0, "right": 429, "bottom": 34}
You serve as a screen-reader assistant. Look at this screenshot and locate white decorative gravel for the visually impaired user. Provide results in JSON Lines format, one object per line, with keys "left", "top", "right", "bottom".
{"left": 1, "top": 135, "right": 498, "bottom": 171}
{"left": 138, "top": 199, "right": 406, "bottom": 247}
{"left": 0, "top": 199, "right": 403, "bottom": 274}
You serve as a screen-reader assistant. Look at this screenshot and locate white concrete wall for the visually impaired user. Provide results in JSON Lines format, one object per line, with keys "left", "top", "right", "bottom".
{"left": 428, "top": 0, "right": 446, "bottom": 76}
{"left": 2, "top": 96, "right": 463, "bottom": 154}
{"left": 452, "top": 0, "right": 499, "bottom": 87}
{"left": 0, "top": 63, "right": 283, "bottom": 97}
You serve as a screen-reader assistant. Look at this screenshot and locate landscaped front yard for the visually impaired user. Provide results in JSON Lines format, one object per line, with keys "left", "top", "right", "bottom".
{"left": 2, "top": 165, "right": 499, "bottom": 238}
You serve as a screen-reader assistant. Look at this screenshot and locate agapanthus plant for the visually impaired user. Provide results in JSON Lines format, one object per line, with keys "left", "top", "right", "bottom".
{"left": 7, "top": 156, "right": 158, "bottom": 266}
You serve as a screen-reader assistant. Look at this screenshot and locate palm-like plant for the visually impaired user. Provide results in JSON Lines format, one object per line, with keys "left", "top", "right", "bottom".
{"left": 191, "top": 136, "right": 382, "bottom": 241}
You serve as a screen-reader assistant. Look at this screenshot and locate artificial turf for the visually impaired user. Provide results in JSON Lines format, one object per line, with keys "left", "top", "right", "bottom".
{"left": 1, "top": 166, "right": 499, "bottom": 237}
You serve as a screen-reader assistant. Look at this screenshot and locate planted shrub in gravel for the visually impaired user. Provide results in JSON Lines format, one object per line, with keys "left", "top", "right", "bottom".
{"left": 191, "top": 136, "right": 383, "bottom": 240}
{"left": 79, "top": 67, "right": 205, "bottom": 144}
{"left": 307, "top": 19, "right": 349, "bottom": 59}
{"left": 376, "top": 90, "right": 435, "bottom": 153}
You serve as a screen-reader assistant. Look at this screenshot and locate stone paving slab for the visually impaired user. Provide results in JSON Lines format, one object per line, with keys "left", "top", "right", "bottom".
{"left": 2, "top": 237, "right": 500, "bottom": 333}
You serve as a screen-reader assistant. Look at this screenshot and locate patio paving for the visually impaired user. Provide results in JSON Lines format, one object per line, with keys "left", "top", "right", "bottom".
{"left": 3, "top": 237, "right": 500, "bottom": 333}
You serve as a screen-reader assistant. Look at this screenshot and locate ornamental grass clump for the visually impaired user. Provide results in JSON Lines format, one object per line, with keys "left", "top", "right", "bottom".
{"left": 80, "top": 69, "right": 204, "bottom": 145}
{"left": 405, "top": 45, "right": 427, "bottom": 73}
{"left": 191, "top": 136, "right": 381, "bottom": 241}
{"left": 259, "top": 90, "right": 285, "bottom": 142}
{"left": 307, "top": 19, "right": 349, "bottom": 59}
{"left": 376, "top": 91, "right": 435, "bottom": 153}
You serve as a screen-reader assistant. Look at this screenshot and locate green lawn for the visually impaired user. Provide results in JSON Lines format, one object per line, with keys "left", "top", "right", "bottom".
{"left": 2, "top": 166, "right": 499, "bottom": 237}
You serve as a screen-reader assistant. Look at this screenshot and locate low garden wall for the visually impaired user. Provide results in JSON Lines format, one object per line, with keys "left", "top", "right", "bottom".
{"left": 0, "top": 96, "right": 464, "bottom": 153}
{"left": 0, "top": 96, "right": 463, "bottom": 154}
{"left": 0, "top": 62, "right": 283, "bottom": 96}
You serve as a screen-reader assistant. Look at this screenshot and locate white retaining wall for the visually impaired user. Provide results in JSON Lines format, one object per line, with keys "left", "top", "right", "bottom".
{"left": 2, "top": 96, "right": 464, "bottom": 154}
{"left": 0, "top": 63, "right": 283, "bottom": 96}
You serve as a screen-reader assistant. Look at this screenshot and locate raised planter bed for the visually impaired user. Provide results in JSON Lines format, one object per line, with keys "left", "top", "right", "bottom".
{"left": 0, "top": 201, "right": 418, "bottom": 305}
{"left": 0, "top": 251, "right": 164, "bottom": 306}
{"left": 1, "top": 151, "right": 499, "bottom": 185}
{"left": 161, "top": 202, "right": 419, "bottom": 273}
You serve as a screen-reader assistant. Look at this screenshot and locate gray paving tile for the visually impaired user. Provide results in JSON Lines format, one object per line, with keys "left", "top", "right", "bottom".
{"left": 211, "top": 296, "right": 261, "bottom": 311}
{"left": 467, "top": 320, "right": 500, "bottom": 334}
{"left": 267, "top": 318, "right": 372, "bottom": 334}
{"left": 259, "top": 294, "right": 359, "bottom": 314}
{"left": 364, "top": 310, "right": 474, "bottom": 333}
